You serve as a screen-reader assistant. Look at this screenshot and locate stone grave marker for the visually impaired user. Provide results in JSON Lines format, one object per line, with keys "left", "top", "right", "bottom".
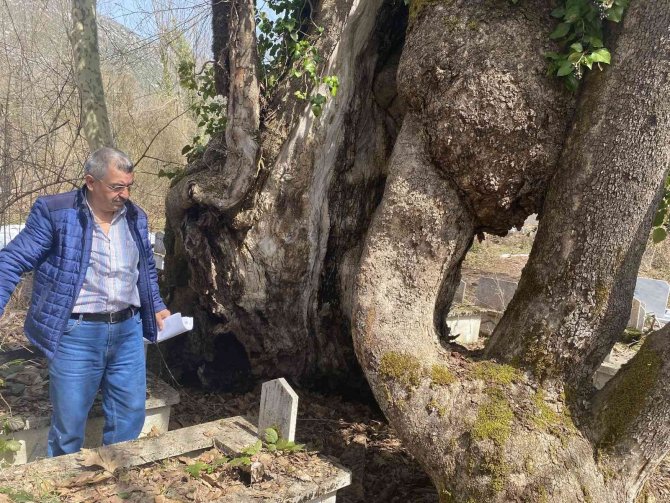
{"left": 453, "top": 280, "right": 466, "bottom": 303}
{"left": 475, "top": 277, "right": 518, "bottom": 312}
{"left": 258, "top": 377, "right": 298, "bottom": 442}
{"left": 634, "top": 277, "right": 670, "bottom": 321}
{"left": 627, "top": 297, "right": 646, "bottom": 331}
{"left": 154, "top": 231, "right": 166, "bottom": 254}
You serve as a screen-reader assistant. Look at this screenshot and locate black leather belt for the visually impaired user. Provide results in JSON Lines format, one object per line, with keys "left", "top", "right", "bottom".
{"left": 70, "top": 307, "right": 136, "bottom": 323}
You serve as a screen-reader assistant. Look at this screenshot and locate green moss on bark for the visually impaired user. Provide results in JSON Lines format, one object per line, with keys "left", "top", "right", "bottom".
{"left": 409, "top": 0, "right": 450, "bottom": 20}
{"left": 379, "top": 351, "right": 422, "bottom": 388}
{"left": 531, "top": 389, "right": 576, "bottom": 438}
{"left": 597, "top": 345, "right": 662, "bottom": 447}
{"left": 472, "top": 361, "right": 521, "bottom": 385}
{"left": 431, "top": 364, "right": 456, "bottom": 386}
{"left": 427, "top": 397, "right": 447, "bottom": 417}
{"left": 472, "top": 389, "right": 514, "bottom": 445}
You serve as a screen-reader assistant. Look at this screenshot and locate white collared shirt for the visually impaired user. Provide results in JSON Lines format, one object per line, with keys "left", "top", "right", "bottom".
{"left": 72, "top": 199, "right": 140, "bottom": 313}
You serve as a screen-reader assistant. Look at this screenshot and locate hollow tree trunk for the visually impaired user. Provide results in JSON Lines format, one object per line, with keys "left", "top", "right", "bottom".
{"left": 70, "top": 0, "right": 113, "bottom": 149}
{"left": 164, "top": 0, "right": 402, "bottom": 383}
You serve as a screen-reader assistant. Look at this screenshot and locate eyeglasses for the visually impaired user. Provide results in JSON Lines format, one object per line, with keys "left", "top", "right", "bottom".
{"left": 93, "top": 177, "right": 135, "bottom": 193}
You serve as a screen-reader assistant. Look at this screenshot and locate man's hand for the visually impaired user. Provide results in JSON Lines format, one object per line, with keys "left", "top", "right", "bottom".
{"left": 155, "top": 309, "right": 171, "bottom": 331}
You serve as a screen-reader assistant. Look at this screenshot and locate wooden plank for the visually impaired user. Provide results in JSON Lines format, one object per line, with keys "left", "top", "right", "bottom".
{"left": 258, "top": 378, "right": 298, "bottom": 442}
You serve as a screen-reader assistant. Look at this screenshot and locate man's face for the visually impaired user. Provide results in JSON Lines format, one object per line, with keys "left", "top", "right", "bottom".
{"left": 84, "top": 165, "right": 134, "bottom": 215}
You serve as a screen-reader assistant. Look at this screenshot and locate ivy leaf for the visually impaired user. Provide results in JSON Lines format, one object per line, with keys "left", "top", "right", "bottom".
{"left": 653, "top": 227, "right": 667, "bottom": 244}
{"left": 544, "top": 51, "right": 562, "bottom": 60}
{"left": 550, "top": 22, "right": 571, "bottom": 39}
{"left": 228, "top": 456, "right": 252, "bottom": 467}
{"left": 589, "top": 36, "right": 604, "bottom": 48}
{"left": 606, "top": 5, "right": 624, "bottom": 22}
{"left": 653, "top": 209, "right": 666, "bottom": 227}
{"left": 564, "top": 5, "right": 581, "bottom": 22}
{"left": 185, "top": 461, "right": 209, "bottom": 478}
{"left": 570, "top": 42, "right": 583, "bottom": 53}
{"left": 550, "top": 7, "right": 565, "bottom": 18}
{"left": 557, "top": 61, "right": 574, "bottom": 77}
{"left": 590, "top": 48, "right": 611, "bottom": 64}
{"left": 265, "top": 427, "right": 279, "bottom": 445}
{"left": 583, "top": 55, "right": 594, "bottom": 70}
{"left": 241, "top": 439, "right": 262, "bottom": 456}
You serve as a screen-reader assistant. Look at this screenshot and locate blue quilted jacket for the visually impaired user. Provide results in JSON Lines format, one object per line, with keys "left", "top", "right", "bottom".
{"left": 0, "top": 188, "right": 166, "bottom": 360}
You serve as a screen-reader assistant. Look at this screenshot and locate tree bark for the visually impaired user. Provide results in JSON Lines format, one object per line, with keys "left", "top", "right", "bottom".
{"left": 211, "top": 0, "right": 231, "bottom": 97}
{"left": 485, "top": 0, "right": 670, "bottom": 390}
{"left": 70, "top": 0, "right": 114, "bottom": 149}
{"left": 164, "top": 0, "right": 401, "bottom": 383}
{"left": 351, "top": 0, "right": 670, "bottom": 500}
{"left": 163, "top": 0, "right": 670, "bottom": 499}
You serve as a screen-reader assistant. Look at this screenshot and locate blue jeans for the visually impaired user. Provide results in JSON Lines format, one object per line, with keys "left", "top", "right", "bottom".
{"left": 47, "top": 312, "right": 146, "bottom": 457}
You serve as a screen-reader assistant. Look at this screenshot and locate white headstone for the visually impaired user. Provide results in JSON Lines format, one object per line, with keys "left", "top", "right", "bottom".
{"left": 475, "top": 277, "right": 518, "bottom": 311}
{"left": 627, "top": 297, "right": 646, "bottom": 331}
{"left": 154, "top": 231, "right": 166, "bottom": 255}
{"left": 258, "top": 378, "right": 298, "bottom": 442}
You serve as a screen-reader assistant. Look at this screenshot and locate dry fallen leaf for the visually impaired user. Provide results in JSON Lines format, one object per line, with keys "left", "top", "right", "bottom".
{"left": 0, "top": 494, "right": 13, "bottom": 503}
{"left": 64, "top": 470, "right": 113, "bottom": 487}
{"left": 177, "top": 456, "right": 196, "bottom": 466}
{"left": 78, "top": 448, "right": 124, "bottom": 474}
{"left": 147, "top": 425, "right": 162, "bottom": 438}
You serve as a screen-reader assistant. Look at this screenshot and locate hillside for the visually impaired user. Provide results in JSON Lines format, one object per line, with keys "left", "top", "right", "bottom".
{"left": 2, "top": 0, "right": 163, "bottom": 92}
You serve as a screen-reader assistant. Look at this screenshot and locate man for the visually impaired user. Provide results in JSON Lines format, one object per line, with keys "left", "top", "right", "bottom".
{"left": 0, "top": 147, "right": 170, "bottom": 456}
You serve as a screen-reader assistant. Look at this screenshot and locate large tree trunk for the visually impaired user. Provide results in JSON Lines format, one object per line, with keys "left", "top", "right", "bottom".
{"left": 164, "top": 0, "right": 402, "bottom": 384}
{"left": 70, "top": 0, "right": 114, "bottom": 149}
{"left": 164, "top": 0, "right": 670, "bottom": 499}
{"left": 351, "top": 0, "right": 670, "bottom": 500}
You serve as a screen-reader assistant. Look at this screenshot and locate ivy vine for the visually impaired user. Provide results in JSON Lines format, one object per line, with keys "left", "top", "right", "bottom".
{"left": 176, "top": 60, "right": 227, "bottom": 164}
{"left": 545, "top": 0, "right": 628, "bottom": 91}
{"left": 256, "top": 0, "right": 338, "bottom": 117}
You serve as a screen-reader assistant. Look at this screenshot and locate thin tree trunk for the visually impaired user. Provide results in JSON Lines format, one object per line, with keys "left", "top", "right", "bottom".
{"left": 70, "top": 0, "right": 114, "bottom": 150}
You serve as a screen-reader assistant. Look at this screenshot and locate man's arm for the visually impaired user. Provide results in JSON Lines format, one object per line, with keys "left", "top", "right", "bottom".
{"left": 0, "top": 199, "right": 54, "bottom": 315}
{"left": 138, "top": 220, "right": 169, "bottom": 329}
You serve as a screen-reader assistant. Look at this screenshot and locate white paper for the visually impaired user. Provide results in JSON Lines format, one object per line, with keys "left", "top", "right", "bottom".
{"left": 156, "top": 313, "right": 193, "bottom": 343}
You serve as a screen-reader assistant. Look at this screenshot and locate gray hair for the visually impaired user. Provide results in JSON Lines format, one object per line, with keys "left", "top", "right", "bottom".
{"left": 84, "top": 147, "right": 134, "bottom": 179}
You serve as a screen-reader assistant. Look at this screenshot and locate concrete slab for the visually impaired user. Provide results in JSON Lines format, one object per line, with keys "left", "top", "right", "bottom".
{"left": 0, "top": 417, "right": 352, "bottom": 503}
{"left": 0, "top": 372, "right": 179, "bottom": 465}
{"left": 446, "top": 314, "right": 481, "bottom": 344}
{"left": 634, "top": 277, "right": 670, "bottom": 319}
{"left": 627, "top": 297, "right": 646, "bottom": 330}
{"left": 593, "top": 362, "right": 620, "bottom": 390}
{"left": 453, "top": 280, "right": 466, "bottom": 304}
